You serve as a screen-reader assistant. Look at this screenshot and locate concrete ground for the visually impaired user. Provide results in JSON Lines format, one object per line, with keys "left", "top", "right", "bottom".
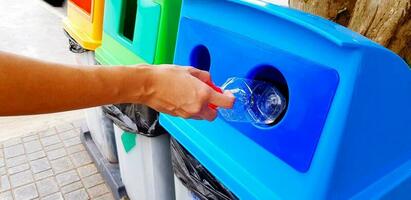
{"left": 0, "top": 0, "right": 85, "bottom": 141}
{"left": 0, "top": 122, "right": 115, "bottom": 200}
{"left": 0, "top": 0, "right": 115, "bottom": 199}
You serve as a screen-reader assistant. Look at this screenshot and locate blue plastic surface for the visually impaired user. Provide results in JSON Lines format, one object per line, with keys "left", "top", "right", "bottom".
{"left": 160, "top": 0, "right": 411, "bottom": 199}
{"left": 175, "top": 18, "right": 339, "bottom": 172}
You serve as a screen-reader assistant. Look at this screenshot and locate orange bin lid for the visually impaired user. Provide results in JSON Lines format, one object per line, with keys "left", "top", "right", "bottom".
{"left": 70, "top": 0, "right": 92, "bottom": 14}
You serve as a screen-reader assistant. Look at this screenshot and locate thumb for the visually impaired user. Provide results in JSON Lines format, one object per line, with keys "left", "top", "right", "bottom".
{"left": 209, "top": 90, "right": 235, "bottom": 109}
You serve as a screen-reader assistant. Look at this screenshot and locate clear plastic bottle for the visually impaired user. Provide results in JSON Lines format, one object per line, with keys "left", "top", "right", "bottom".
{"left": 218, "top": 77, "right": 287, "bottom": 125}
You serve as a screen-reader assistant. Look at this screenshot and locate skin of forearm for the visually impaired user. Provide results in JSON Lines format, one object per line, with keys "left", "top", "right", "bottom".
{"left": 0, "top": 51, "right": 151, "bottom": 116}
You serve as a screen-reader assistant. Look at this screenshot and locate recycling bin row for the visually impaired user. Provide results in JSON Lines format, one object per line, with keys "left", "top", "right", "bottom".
{"left": 62, "top": 0, "right": 218, "bottom": 199}
{"left": 63, "top": 0, "right": 411, "bottom": 199}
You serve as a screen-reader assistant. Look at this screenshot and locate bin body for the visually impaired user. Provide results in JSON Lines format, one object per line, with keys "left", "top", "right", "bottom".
{"left": 113, "top": 125, "right": 174, "bottom": 200}
{"left": 95, "top": 0, "right": 182, "bottom": 65}
{"left": 160, "top": 0, "right": 411, "bottom": 199}
{"left": 85, "top": 107, "right": 118, "bottom": 163}
{"left": 63, "top": 0, "right": 104, "bottom": 50}
{"left": 72, "top": 51, "right": 118, "bottom": 163}
{"left": 174, "top": 175, "right": 196, "bottom": 200}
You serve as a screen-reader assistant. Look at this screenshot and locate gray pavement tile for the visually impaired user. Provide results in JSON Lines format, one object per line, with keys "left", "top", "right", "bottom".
{"left": 28, "top": 150, "right": 46, "bottom": 161}
{"left": 94, "top": 193, "right": 115, "bottom": 200}
{"left": 41, "top": 192, "right": 64, "bottom": 200}
{"left": 0, "top": 175, "right": 10, "bottom": 192}
{"left": 9, "top": 170, "right": 34, "bottom": 187}
{"left": 4, "top": 144, "right": 25, "bottom": 158}
{"left": 3, "top": 138, "right": 22, "bottom": 148}
{"left": 61, "top": 181, "right": 83, "bottom": 194}
{"left": 55, "top": 170, "right": 80, "bottom": 187}
{"left": 0, "top": 159, "right": 4, "bottom": 168}
{"left": 30, "top": 158, "right": 51, "bottom": 174}
{"left": 38, "top": 128, "right": 57, "bottom": 138}
{"left": 55, "top": 124, "right": 74, "bottom": 133}
{"left": 36, "top": 177, "right": 59, "bottom": 197}
{"left": 24, "top": 140, "right": 43, "bottom": 154}
{"left": 34, "top": 169, "right": 54, "bottom": 181}
{"left": 82, "top": 173, "right": 104, "bottom": 189}
{"left": 66, "top": 144, "right": 85, "bottom": 155}
{"left": 87, "top": 183, "right": 110, "bottom": 199}
{"left": 50, "top": 156, "right": 74, "bottom": 174}
{"left": 0, "top": 190, "right": 13, "bottom": 200}
{"left": 13, "top": 183, "right": 38, "bottom": 200}
{"left": 58, "top": 129, "right": 79, "bottom": 141}
{"left": 5, "top": 155, "right": 27, "bottom": 167}
{"left": 44, "top": 143, "right": 64, "bottom": 152}
{"left": 77, "top": 164, "right": 97, "bottom": 178}
{"left": 63, "top": 137, "right": 81, "bottom": 148}
{"left": 22, "top": 134, "right": 39, "bottom": 143}
{"left": 8, "top": 163, "right": 30, "bottom": 175}
{"left": 71, "top": 119, "right": 86, "bottom": 128}
{"left": 70, "top": 151, "right": 92, "bottom": 168}
{"left": 64, "top": 188, "right": 89, "bottom": 200}
{"left": 21, "top": 132, "right": 38, "bottom": 138}
{"left": 40, "top": 135, "right": 61, "bottom": 147}
{"left": 0, "top": 167, "right": 5, "bottom": 176}
{"left": 46, "top": 148, "right": 67, "bottom": 161}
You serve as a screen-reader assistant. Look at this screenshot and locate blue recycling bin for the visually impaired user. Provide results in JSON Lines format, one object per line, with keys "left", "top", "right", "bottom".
{"left": 159, "top": 0, "right": 411, "bottom": 199}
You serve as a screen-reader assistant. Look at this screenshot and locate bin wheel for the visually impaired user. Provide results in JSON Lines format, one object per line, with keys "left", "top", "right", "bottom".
{"left": 68, "top": 38, "right": 87, "bottom": 53}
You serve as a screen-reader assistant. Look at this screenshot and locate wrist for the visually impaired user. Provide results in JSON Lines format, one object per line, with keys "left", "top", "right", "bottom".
{"left": 118, "top": 65, "right": 156, "bottom": 104}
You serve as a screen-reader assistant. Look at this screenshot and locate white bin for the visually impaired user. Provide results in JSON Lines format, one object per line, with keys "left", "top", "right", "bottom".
{"left": 175, "top": 175, "right": 199, "bottom": 200}
{"left": 114, "top": 125, "right": 175, "bottom": 200}
{"left": 74, "top": 49, "right": 96, "bottom": 65}
{"left": 85, "top": 107, "right": 118, "bottom": 163}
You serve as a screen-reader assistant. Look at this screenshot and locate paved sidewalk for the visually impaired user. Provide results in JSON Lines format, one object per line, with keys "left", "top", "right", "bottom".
{"left": 0, "top": 120, "right": 115, "bottom": 200}
{"left": 0, "top": 0, "right": 86, "bottom": 140}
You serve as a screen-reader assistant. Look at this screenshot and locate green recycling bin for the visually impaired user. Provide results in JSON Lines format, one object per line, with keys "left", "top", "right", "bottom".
{"left": 95, "top": 0, "right": 182, "bottom": 65}
{"left": 95, "top": 1, "right": 182, "bottom": 200}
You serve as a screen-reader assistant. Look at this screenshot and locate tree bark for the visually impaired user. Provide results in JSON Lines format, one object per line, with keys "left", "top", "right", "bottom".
{"left": 289, "top": 0, "right": 411, "bottom": 65}
{"left": 289, "top": 0, "right": 358, "bottom": 26}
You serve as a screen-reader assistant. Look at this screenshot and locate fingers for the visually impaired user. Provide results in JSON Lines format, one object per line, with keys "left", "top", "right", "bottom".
{"left": 187, "top": 67, "right": 211, "bottom": 83}
{"left": 199, "top": 106, "right": 218, "bottom": 121}
{"left": 209, "top": 90, "right": 235, "bottom": 109}
{"left": 190, "top": 116, "right": 203, "bottom": 120}
{"left": 188, "top": 69, "right": 234, "bottom": 110}
{"left": 177, "top": 106, "right": 216, "bottom": 121}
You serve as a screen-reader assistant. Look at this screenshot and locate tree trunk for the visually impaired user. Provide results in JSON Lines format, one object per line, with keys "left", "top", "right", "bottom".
{"left": 289, "top": 0, "right": 358, "bottom": 26}
{"left": 289, "top": 0, "right": 411, "bottom": 65}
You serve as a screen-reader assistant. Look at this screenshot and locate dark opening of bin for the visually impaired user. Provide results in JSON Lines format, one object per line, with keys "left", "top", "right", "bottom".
{"left": 190, "top": 45, "right": 211, "bottom": 71}
{"left": 121, "top": 0, "right": 137, "bottom": 41}
{"left": 247, "top": 65, "right": 289, "bottom": 126}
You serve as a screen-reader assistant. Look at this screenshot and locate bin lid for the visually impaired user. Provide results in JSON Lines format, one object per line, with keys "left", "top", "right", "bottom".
{"left": 230, "top": 0, "right": 379, "bottom": 48}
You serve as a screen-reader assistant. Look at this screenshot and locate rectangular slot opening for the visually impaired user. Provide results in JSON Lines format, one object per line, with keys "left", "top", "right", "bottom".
{"left": 121, "top": 0, "right": 138, "bottom": 41}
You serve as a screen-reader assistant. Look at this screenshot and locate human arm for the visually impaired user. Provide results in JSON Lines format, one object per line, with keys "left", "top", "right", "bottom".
{"left": 0, "top": 51, "right": 234, "bottom": 121}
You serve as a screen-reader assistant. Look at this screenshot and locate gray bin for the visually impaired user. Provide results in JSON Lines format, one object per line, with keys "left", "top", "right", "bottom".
{"left": 85, "top": 107, "right": 118, "bottom": 163}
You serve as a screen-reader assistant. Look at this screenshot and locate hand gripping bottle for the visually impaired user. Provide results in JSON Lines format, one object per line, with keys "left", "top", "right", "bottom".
{"left": 212, "top": 77, "right": 286, "bottom": 125}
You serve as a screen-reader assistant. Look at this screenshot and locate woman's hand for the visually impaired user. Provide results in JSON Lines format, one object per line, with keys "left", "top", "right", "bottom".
{"left": 141, "top": 65, "right": 234, "bottom": 121}
{"left": 0, "top": 51, "right": 232, "bottom": 119}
